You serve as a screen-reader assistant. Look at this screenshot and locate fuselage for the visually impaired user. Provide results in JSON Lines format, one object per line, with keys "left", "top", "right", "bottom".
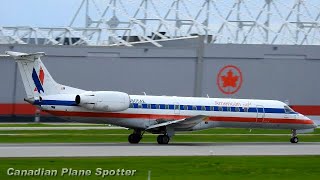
{"left": 38, "top": 95, "right": 316, "bottom": 131}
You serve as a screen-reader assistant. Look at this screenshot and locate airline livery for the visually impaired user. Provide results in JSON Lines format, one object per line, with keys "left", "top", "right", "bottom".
{"left": 3, "top": 51, "right": 317, "bottom": 144}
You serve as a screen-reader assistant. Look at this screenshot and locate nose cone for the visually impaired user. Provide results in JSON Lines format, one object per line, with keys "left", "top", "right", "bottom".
{"left": 303, "top": 115, "right": 318, "bottom": 128}
{"left": 307, "top": 117, "right": 318, "bottom": 128}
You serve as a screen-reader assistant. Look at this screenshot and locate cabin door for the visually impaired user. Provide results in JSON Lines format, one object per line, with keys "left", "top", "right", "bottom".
{"left": 256, "top": 105, "right": 265, "bottom": 123}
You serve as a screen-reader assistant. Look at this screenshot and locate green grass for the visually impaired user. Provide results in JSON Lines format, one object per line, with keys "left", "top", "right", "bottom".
{"left": 0, "top": 123, "right": 105, "bottom": 127}
{"left": 0, "top": 156, "right": 319, "bottom": 180}
{"left": 0, "top": 128, "right": 319, "bottom": 143}
{"left": 190, "top": 128, "right": 320, "bottom": 134}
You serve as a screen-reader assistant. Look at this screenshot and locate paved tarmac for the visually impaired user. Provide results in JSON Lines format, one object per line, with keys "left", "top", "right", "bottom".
{"left": 0, "top": 142, "right": 319, "bottom": 157}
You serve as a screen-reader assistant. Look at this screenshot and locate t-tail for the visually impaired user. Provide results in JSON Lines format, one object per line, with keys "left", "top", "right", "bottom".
{"left": 4, "top": 51, "right": 85, "bottom": 103}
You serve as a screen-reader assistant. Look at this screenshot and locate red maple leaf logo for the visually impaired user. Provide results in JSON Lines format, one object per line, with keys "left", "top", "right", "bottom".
{"left": 217, "top": 65, "right": 243, "bottom": 95}
{"left": 221, "top": 70, "right": 239, "bottom": 88}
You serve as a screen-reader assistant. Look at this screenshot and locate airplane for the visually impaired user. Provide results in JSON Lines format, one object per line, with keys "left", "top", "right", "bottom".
{"left": 2, "top": 51, "right": 317, "bottom": 144}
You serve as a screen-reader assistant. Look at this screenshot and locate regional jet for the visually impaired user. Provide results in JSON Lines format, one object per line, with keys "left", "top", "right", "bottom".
{"left": 3, "top": 51, "right": 317, "bottom": 144}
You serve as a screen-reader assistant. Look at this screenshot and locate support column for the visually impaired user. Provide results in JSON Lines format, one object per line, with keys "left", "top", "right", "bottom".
{"left": 11, "top": 62, "right": 18, "bottom": 119}
{"left": 194, "top": 36, "right": 205, "bottom": 97}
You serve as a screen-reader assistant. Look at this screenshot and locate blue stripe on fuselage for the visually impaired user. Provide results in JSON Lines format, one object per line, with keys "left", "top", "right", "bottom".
{"left": 34, "top": 100, "right": 78, "bottom": 106}
{"left": 130, "top": 103, "right": 297, "bottom": 114}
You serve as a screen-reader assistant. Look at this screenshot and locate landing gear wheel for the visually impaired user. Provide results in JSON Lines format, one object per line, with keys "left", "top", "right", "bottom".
{"left": 157, "top": 135, "right": 170, "bottom": 144}
{"left": 290, "top": 129, "right": 299, "bottom": 143}
{"left": 290, "top": 137, "right": 299, "bottom": 143}
{"left": 128, "top": 134, "right": 141, "bottom": 144}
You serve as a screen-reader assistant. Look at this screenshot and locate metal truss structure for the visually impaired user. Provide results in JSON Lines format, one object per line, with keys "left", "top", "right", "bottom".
{"left": 0, "top": 0, "right": 319, "bottom": 46}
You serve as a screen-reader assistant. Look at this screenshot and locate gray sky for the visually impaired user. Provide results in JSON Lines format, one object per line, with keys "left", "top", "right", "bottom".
{"left": 0, "top": 0, "right": 80, "bottom": 27}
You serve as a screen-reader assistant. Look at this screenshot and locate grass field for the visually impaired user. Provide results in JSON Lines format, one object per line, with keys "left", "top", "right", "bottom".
{"left": 0, "top": 128, "right": 319, "bottom": 143}
{"left": 0, "top": 123, "right": 105, "bottom": 127}
{"left": 0, "top": 156, "right": 319, "bottom": 180}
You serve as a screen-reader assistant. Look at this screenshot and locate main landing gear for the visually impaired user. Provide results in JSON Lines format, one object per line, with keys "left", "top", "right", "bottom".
{"left": 157, "top": 127, "right": 174, "bottom": 144}
{"left": 128, "top": 127, "right": 175, "bottom": 144}
{"left": 290, "top": 129, "right": 299, "bottom": 143}
{"left": 128, "top": 128, "right": 174, "bottom": 144}
{"left": 128, "top": 129, "right": 142, "bottom": 144}
{"left": 157, "top": 134, "right": 170, "bottom": 144}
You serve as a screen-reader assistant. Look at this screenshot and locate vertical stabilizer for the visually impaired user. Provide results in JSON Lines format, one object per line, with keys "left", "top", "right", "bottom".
{"left": 4, "top": 51, "right": 84, "bottom": 99}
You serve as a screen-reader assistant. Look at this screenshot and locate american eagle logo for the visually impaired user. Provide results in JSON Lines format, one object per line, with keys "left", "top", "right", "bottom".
{"left": 32, "top": 67, "right": 45, "bottom": 93}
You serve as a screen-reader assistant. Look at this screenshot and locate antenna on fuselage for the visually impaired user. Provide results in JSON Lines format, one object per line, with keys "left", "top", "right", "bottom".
{"left": 142, "top": 92, "right": 147, "bottom": 96}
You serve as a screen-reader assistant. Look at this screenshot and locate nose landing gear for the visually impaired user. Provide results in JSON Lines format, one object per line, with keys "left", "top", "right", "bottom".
{"left": 290, "top": 129, "right": 299, "bottom": 143}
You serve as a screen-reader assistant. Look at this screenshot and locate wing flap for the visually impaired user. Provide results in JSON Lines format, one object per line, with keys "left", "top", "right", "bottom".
{"left": 146, "top": 115, "right": 207, "bottom": 130}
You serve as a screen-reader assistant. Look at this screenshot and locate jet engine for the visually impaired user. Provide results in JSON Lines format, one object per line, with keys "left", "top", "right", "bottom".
{"left": 75, "top": 91, "right": 130, "bottom": 112}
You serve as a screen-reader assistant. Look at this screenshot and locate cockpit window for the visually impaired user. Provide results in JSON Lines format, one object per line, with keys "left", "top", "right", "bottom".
{"left": 284, "top": 105, "right": 295, "bottom": 113}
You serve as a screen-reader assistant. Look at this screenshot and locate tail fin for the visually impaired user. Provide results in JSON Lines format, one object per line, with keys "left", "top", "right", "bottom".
{"left": 5, "top": 51, "right": 84, "bottom": 99}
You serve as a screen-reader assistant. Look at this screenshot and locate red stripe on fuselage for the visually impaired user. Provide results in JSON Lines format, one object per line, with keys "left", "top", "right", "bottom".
{"left": 44, "top": 110, "right": 314, "bottom": 125}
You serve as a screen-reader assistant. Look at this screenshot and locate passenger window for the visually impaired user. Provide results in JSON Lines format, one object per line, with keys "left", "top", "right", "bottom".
{"left": 218, "top": 106, "right": 223, "bottom": 111}
{"left": 201, "top": 106, "right": 206, "bottom": 111}
{"left": 227, "top": 107, "right": 231, "bottom": 112}
{"left": 175, "top": 105, "right": 179, "bottom": 110}
{"left": 235, "top": 107, "right": 240, "bottom": 112}
{"left": 184, "top": 105, "right": 188, "bottom": 110}
{"left": 129, "top": 103, "right": 134, "bottom": 108}
{"left": 243, "top": 107, "right": 248, "bottom": 112}
{"left": 147, "top": 104, "right": 151, "bottom": 109}
{"left": 210, "top": 106, "right": 214, "bottom": 111}
{"left": 165, "top": 105, "right": 169, "bottom": 109}
{"left": 193, "top": 106, "right": 197, "bottom": 110}
{"left": 138, "top": 104, "right": 142, "bottom": 108}
{"left": 156, "top": 104, "right": 160, "bottom": 109}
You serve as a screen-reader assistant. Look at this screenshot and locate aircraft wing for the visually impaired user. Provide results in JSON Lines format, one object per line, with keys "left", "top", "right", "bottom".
{"left": 146, "top": 115, "right": 207, "bottom": 130}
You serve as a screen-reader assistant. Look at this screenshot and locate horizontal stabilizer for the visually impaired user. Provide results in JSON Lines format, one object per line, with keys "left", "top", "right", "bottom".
{"left": 0, "top": 54, "right": 9, "bottom": 58}
{"left": 4, "top": 51, "right": 46, "bottom": 61}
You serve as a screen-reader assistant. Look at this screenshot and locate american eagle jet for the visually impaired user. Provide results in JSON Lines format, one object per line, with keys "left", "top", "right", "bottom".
{"left": 3, "top": 51, "right": 317, "bottom": 144}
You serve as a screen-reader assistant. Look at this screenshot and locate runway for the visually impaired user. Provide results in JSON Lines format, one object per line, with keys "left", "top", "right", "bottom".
{"left": 0, "top": 142, "right": 320, "bottom": 157}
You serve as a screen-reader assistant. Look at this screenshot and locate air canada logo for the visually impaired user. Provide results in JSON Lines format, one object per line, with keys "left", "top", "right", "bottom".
{"left": 217, "top": 65, "right": 242, "bottom": 95}
{"left": 32, "top": 66, "right": 45, "bottom": 93}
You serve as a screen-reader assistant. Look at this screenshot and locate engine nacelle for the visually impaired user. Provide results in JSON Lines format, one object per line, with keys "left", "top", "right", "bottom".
{"left": 75, "top": 91, "right": 130, "bottom": 112}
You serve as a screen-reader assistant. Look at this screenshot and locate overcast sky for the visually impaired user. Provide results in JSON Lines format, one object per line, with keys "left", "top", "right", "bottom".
{"left": 0, "top": 0, "right": 80, "bottom": 27}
